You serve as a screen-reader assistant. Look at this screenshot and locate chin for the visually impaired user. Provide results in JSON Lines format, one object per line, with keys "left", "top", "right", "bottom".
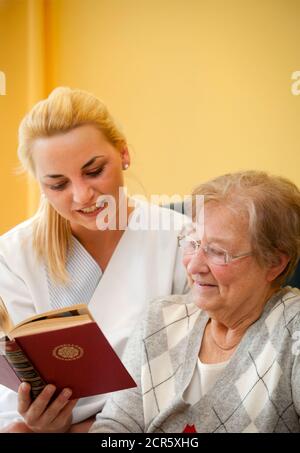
{"left": 189, "top": 286, "right": 218, "bottom": 311}
{"left": 194, "top": 299, "right": 213, "bottom": 311}
{"left": 70, "top": 217, "right": 99, "bottom": 232}
{"left": 84, "top": 224, "right": 101, "bottom": 231}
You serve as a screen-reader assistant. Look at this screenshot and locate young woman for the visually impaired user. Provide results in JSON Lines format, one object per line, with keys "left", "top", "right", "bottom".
{"left": 0, "top": 87, "right": 187, "bottom": 432}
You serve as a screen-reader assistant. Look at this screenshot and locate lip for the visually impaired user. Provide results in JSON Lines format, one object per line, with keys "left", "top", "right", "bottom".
{"left": 75, "top": 202, "right": 107, "bottom": 218}
{"left": 193, "top": 281, "right": 217, "bottom": 290}
{"left": 193, "top": 280, "right": 216, "bottom": 286}
{"left": 76, "top": 207, "right": 102, "bottom": 218}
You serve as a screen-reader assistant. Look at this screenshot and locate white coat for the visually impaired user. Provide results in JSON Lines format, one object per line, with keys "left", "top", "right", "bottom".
{"left": 0, "top": 200, "right": 187, "bottom": 428}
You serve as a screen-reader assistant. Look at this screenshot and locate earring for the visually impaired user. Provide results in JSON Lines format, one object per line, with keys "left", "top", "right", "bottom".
{"left": 123, "top": 163, "right": 129, "bottom": 170}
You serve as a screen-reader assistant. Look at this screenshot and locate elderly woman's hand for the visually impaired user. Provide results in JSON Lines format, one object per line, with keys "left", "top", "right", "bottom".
{"left": 16, "top": 382, "right": 78, "bottom": 433}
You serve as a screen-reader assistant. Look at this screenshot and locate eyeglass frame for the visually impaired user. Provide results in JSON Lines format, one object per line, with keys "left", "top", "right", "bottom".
{"left": 177, "top": 234, "right": 252, "bottom": 265}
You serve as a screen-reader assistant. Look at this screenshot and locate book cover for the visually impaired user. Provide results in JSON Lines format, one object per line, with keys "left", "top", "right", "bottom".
{"left": 0, "top": 300, "right": 136, "bottom": 399}
{"left": 0, "top": 338, "right": 24, "bottom": 392}
{"left": 14, "top": 322, "right": 136, "bottom": 399}
{"left": 0, "top": 337, "right": 46, "bottom": 398}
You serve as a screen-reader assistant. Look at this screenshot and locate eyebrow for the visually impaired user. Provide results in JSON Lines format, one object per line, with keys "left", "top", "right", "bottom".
{"left": 198, "top": 235, "right": 235, "bottom": 247}
{"left": 43, "top": 155, "right": 104, "bottom": 178}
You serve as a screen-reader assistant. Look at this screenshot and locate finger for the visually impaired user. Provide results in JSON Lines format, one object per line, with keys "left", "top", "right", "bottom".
{"left": 23, "top": 384, "right": 57, "bottom": 425}
{"left": 59, "top": 397, "right": 78, "bottom": 417}
{"left": 50, "top": 399, "right": 78, "bottom": 424}
{"left": 17, "top": 382, "right": 32, "bottom": 415}
{"left": 50, "top": 398, "right": 79, "bottom": 431}
{"left": 40, "top": 388, "right": 74, "bottom": 425}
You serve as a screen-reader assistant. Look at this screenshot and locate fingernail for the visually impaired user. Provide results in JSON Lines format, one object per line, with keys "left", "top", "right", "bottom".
{"left": 20, "top": 382, "right": 29, "bottom": 391}
{"left": 46, "top": 384, "right": 56, "bottom": 394}
{"left": 62, "top": 388, "right": 72, "bottom": 399}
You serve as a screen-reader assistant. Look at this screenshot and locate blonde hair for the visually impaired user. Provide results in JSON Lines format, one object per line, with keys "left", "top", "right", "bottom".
{"left": 192, "top": 170, "right": 300, "bottom": 286}
{"left": 18, "top": 87, "right": 127, "bottom": 283}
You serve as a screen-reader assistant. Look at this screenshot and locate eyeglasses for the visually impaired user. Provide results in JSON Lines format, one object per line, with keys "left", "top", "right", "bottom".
{"left": 177, "top": 235, "right": 252, "bottom": 266}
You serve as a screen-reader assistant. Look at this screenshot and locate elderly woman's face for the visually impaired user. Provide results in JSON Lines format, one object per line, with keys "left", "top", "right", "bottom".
{"left": 183, "top": 202, "right": 273, "bottom": 317}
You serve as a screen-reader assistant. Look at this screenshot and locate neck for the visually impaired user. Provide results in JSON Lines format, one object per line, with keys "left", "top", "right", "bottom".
{"left": 72, "top": 225, "right": 123, "bottom": 244}
{"left": 208, "top": 321, "right": 242, "bottom": 351}
{"left": 208, "top": 287, "right": 279, "bottom": 351}
{"left": 211, "top": 286, "right": 278, "bottom": 329}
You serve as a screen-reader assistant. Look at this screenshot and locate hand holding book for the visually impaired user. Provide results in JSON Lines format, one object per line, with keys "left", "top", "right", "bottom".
{"left": 0, "top": 297, "right": 136, "bottom": 432}
{"left": 8, "top": 381, "right": 78, "bottom": 433}
{"left": 0, "top": 297, "right": 136, "bottom": 400}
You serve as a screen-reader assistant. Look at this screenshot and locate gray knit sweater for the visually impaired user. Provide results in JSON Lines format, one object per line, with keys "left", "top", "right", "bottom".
{"left": 90, "top": 287, "right": 300, "bottom": 433}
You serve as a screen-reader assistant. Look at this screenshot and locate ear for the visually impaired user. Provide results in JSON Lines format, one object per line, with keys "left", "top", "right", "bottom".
{"left": 266, "top": 253, "right": 290, "bottom": 283}
{"left": 120, "top": 145, "right": 130, "bottom": 168}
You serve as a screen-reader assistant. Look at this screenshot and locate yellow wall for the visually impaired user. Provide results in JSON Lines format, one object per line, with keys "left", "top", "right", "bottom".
{"left": 0, "top": 0, "right": 45, "bottom": 234}
{"left": 0, "top": 0, "right": 28, "bottom": 234}
{"left": 47, "top": 0, "right": 300, "bottom": 197}
{"left": 1, "top": 0, "right": 300, "bottom": 233}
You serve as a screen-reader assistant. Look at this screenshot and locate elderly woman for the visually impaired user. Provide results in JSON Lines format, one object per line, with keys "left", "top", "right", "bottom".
{"left": 90, "top": 170, "right": 300, "bottom": 433}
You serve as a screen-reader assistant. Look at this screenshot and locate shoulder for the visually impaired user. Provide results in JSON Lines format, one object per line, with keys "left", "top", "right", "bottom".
{"left": 144, "top": 293, "right": 199, "bottom": 334}
{"left": 265, "top": 287, "right": 300, "bottom": 332}
{"left": 0, "top": 218, "right": 34, "bottom": 240}
{"left": 0, "top": 218, "right": 35, "bottom": 257}
{"left": 278, "top": 287, "right": 300, "bottom": 314}
{"left": 281, "top": 287, "right": 300, "bottom": 324}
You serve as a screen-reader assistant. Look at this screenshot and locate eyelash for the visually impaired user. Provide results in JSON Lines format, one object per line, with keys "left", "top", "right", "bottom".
{"left": 50, "top": 183, "right": 67, "bottom": 191}
{"left": 49, "top": 166, "right": 105, "bottom": 191}
{"left": 86, "top": 167, "right": 105, "bottom": 177}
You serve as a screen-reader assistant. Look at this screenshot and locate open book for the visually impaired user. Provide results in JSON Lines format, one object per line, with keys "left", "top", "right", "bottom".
{"left": 0, "top": 297, "right": 136, "bottom": 399}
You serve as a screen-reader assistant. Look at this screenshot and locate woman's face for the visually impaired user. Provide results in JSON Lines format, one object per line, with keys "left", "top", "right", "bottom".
{"left": 32, "top": 124, "right": 128, "bottom": 231}
{"left": 184, "top": 202, "right": 276, "bottom": 320}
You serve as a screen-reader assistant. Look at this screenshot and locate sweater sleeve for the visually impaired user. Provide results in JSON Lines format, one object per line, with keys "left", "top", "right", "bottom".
{"left": 291, "top": 314, "right": 300, "bottom": 419}
{"left": 89, "top": 320, "right": 145, "bottom": 433}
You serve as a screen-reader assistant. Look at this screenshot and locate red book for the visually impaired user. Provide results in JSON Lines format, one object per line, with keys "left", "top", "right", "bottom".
{"left": 0, "top": 302, "right": 136, "bottom": 399}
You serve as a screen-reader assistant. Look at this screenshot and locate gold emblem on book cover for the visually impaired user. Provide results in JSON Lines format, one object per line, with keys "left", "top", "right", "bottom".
{"left": 52, "top": 344, "right": 84, "bottom": 361}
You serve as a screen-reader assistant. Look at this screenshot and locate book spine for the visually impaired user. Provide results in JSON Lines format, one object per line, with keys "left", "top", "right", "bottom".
{"left": 2, "top": 337, "right": 46, "bottom": 399}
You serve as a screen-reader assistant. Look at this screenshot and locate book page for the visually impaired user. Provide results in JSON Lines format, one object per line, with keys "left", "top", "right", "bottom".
{"left": 13, "top": 303, "right": 94, "bottom": 331}
{"left": 11, "top": 314, "right": 92, "bottom": 338}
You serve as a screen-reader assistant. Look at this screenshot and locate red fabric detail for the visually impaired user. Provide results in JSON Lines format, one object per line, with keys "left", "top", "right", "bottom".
{"left": 182, "top": 424, "right": 197, "bottom": 433}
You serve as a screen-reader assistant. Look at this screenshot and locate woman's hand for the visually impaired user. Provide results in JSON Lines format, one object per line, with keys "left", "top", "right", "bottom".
{"left": 17, "top": 382, "right": 78, "bottom": 433}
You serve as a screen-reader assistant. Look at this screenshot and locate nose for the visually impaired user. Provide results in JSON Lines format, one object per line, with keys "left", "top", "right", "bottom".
{"left": 186, "top": 248, "right": 210, "bottom": 275}
{"left": 72, "top": 180, "right": 95, "bottom": 205}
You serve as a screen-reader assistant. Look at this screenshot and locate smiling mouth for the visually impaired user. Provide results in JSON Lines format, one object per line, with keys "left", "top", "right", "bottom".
{"left": 77, "top": 200, "right": 107, "bottom": 214}
{"left": 194, "top": 282, "right": 217, "bottom": 287}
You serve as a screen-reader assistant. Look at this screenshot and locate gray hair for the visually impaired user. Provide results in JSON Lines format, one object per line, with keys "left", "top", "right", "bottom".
{"left": 192, "top": 170, "right": 300, "bottom": 286}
